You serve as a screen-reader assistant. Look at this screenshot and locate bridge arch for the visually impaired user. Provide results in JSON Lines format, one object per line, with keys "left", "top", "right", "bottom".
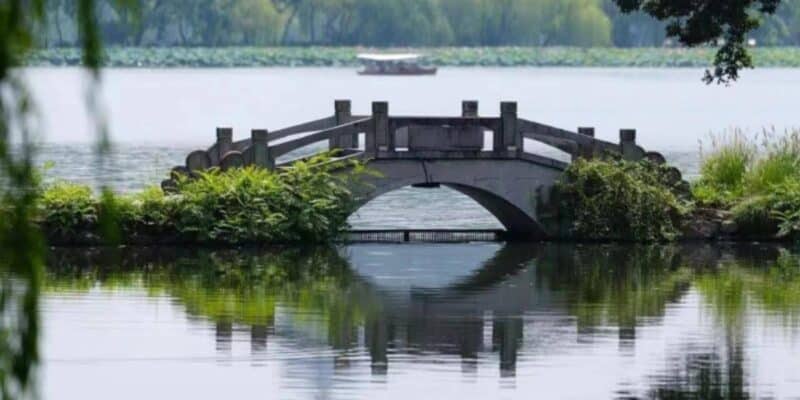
{"left": 346, "top": 158, "right": 565, "bottom": 239}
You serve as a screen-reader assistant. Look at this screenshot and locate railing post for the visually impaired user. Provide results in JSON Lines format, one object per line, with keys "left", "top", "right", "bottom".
{"left": 251, "top": 129, "right": 274, "bottom": 170}
{"left": 462, "top": 100, "right": 478, "bottom": 117}
{"left": 500, "top": 101, "right": 519, "bottom": 155}
{"left": 216, "top": 127, "right": 233, "bottom": 163}
{"left": 619, "top": 129, "right": 637, "bottom": 161}
{"left": 331, "top": 99, "right": 355, "bottom": 149}
{"left": 371, "top": 101, "right": 390, "bottom": 154}
{"left": 576, "top": 127, "right": 595, "bottom": 159}
{"left": 577, "top": 127, "right": 595, "bottom": 137}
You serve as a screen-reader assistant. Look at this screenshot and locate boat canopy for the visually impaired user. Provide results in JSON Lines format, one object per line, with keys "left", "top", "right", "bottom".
{"left": 357, "top": 53, "right": 422, "bottom": 62}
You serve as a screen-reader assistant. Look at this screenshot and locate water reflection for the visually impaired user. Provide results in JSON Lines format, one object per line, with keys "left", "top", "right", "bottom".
{"left": 44, "top": 244, "right": 800, "bottom": 399}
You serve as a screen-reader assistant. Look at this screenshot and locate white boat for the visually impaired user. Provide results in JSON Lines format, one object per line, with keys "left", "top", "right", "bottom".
{"left": 357, "top": 53, "right": 437, "bottom": 76}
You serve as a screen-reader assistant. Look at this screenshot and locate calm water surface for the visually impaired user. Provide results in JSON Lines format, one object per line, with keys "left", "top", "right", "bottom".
{"left": 44, "top": 244, "right": 800, "bottom": 399}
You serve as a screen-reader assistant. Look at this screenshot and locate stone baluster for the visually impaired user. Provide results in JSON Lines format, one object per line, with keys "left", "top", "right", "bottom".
{"left": 462, "top": 100, "right": 479, "bottom": 117}
{"left": 370, "top": 101, "right": 390, "bottom": 154}
{"left": 216, "top": 127, "right": 233, "bottom": 164}
{"left": 576, "top": 127, "right": 595, "bottom": 159}
{"left": 330, "top": 99, "right": 355, "bottom": 150}
{"left": 251, "top": 129, "right": 274, "bottom": 170}
{"left": 500, "top": 101, "right": 519, "bottom": 155}
{"left": 619, "top": 129, "right": 638, "bottom": 161}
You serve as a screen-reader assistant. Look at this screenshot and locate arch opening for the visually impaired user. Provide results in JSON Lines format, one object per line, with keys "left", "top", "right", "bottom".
{"left": 347, "top": 185, "right": 503, "bottom": 231}
{"left": 347, "top": 182, "right": 546, "bottom": 238}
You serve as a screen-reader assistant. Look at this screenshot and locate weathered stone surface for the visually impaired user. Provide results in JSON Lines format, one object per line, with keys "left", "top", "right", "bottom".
{"left": 186, "top": 150, "right": 211, "bottom": 171}
{"left": 347, "top": 158, "right": 564, "bottom": 239}
{"left": 645, "top": 151, "right": 667, "bottom": 165}
{"left": 682, "top": 218, "right": 721, "bottom": 240}
{"left": 220, "top": 151, "right": 245, "bottom": 170}
{"left": 407, "top": 125, "right": 483, "bottom": 151}
{"left": 721, "top": 220, "right": 738, "bottom": 235}
{"left": 170, "top": 166, "right": 190, "bottom": 179}
{"left": 161, "top": 179, "right": 178, "bottom": 194}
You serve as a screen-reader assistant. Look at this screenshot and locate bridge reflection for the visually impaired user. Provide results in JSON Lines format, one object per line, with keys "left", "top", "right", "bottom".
{"left": 45, "top": 242, "right": 798, "bottom": 392}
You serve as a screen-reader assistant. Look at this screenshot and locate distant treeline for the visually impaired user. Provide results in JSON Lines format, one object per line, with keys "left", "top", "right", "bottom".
{"left": 40, "top": 0, "right": 800, "bottom": 48}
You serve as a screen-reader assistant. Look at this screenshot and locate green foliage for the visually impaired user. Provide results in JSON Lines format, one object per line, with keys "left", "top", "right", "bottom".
{"left": 731, "top": 195, "right": 778, "bottom": 236}
{"left": 771, "top": 179, "right": 800, "bottom": 237}
{"left": 744, "top": 130, "right": 800, "bottom": 193}
{"left": 554, "top": 158, "right": 691, "bottom": 242}
{"left": 613, "top": 0, "right": 781, "bottom": 83}
{"left": 37, "top": 155, "right": 368, "bottom": 245}
{"left": 39, "top": 182, "right": 97, "bottom": 237}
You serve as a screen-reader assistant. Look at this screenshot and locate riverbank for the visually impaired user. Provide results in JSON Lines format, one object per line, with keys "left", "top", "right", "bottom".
{"left": 26, "top": 46, "right": 800, "bottom": 68}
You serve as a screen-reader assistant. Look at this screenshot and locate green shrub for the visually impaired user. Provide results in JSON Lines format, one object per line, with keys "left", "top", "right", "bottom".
{"left": 39, "top": 182, "right": 98, "bottom": 237}
{"left": 36, "top": 154, "right": 369, "bottom": 244}
{"left": 555, "top": 158, "right": 691, "bottom": 242}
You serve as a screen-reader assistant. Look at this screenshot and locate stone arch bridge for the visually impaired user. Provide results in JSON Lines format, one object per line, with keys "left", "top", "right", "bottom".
{"left": 165, "top": 100, "right": 678, "bottom": 239}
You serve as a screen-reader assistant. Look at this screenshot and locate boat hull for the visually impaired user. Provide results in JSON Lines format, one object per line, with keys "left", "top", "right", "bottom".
{"left": 358, "top": 67, "right": 438, "bottom": 76}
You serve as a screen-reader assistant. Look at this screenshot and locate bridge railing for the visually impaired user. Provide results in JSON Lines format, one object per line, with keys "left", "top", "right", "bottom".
{"left": 171, "top": 99, "right": 668, "bottom": 181}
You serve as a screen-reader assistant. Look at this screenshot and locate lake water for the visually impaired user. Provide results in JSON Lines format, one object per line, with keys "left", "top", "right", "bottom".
{"left": 43, "top": 243, "right": 800, "bottom": 400}
{"left": 28, "top": 67, "right": 800, "bottom": 399}
{"left": 25, "top": 67, "right": 800, "bottom": 229}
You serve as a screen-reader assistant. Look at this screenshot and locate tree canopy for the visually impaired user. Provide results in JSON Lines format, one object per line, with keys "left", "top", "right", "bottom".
{"left": 612, "top": 0, "right": 782, "bottom": 83}
{"left": 38, "top": 0, "right": 800, "bottom": 50}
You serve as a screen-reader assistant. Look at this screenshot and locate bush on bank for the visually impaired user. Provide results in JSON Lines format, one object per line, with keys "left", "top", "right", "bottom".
{"left": 553, "top": 157, "right": 692, "bottom": 242}
{"left": 694, "top": 130, "right": 800, "bottom": 238}
{"left": 37, "top": 155, "right": 370, "bottom": 245}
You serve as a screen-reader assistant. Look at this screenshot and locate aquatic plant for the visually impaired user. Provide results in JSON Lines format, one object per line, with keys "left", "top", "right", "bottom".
{"left": 554, "top": 157, "right": 691, "bottom": 241}
{"left": 24, "top": 46, "right": 800, "bottom": 69}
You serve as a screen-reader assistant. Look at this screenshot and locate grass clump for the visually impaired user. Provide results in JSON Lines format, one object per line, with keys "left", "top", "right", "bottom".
{"left": 554, "top": 157, "right": 691, "bottom": 242}
{"left": 36, "top": 154, "right": 370, "bottom": 245}
{"left": 693, "top": 131, "right": 756, "bottom": 206}
{"left": 695, "top": 129, "right": 800, "bottom": 238}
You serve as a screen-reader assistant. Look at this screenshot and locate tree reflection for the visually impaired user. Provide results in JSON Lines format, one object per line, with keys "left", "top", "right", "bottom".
{"left": 44, "top": 243, "right": 800, "bottom": 397}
